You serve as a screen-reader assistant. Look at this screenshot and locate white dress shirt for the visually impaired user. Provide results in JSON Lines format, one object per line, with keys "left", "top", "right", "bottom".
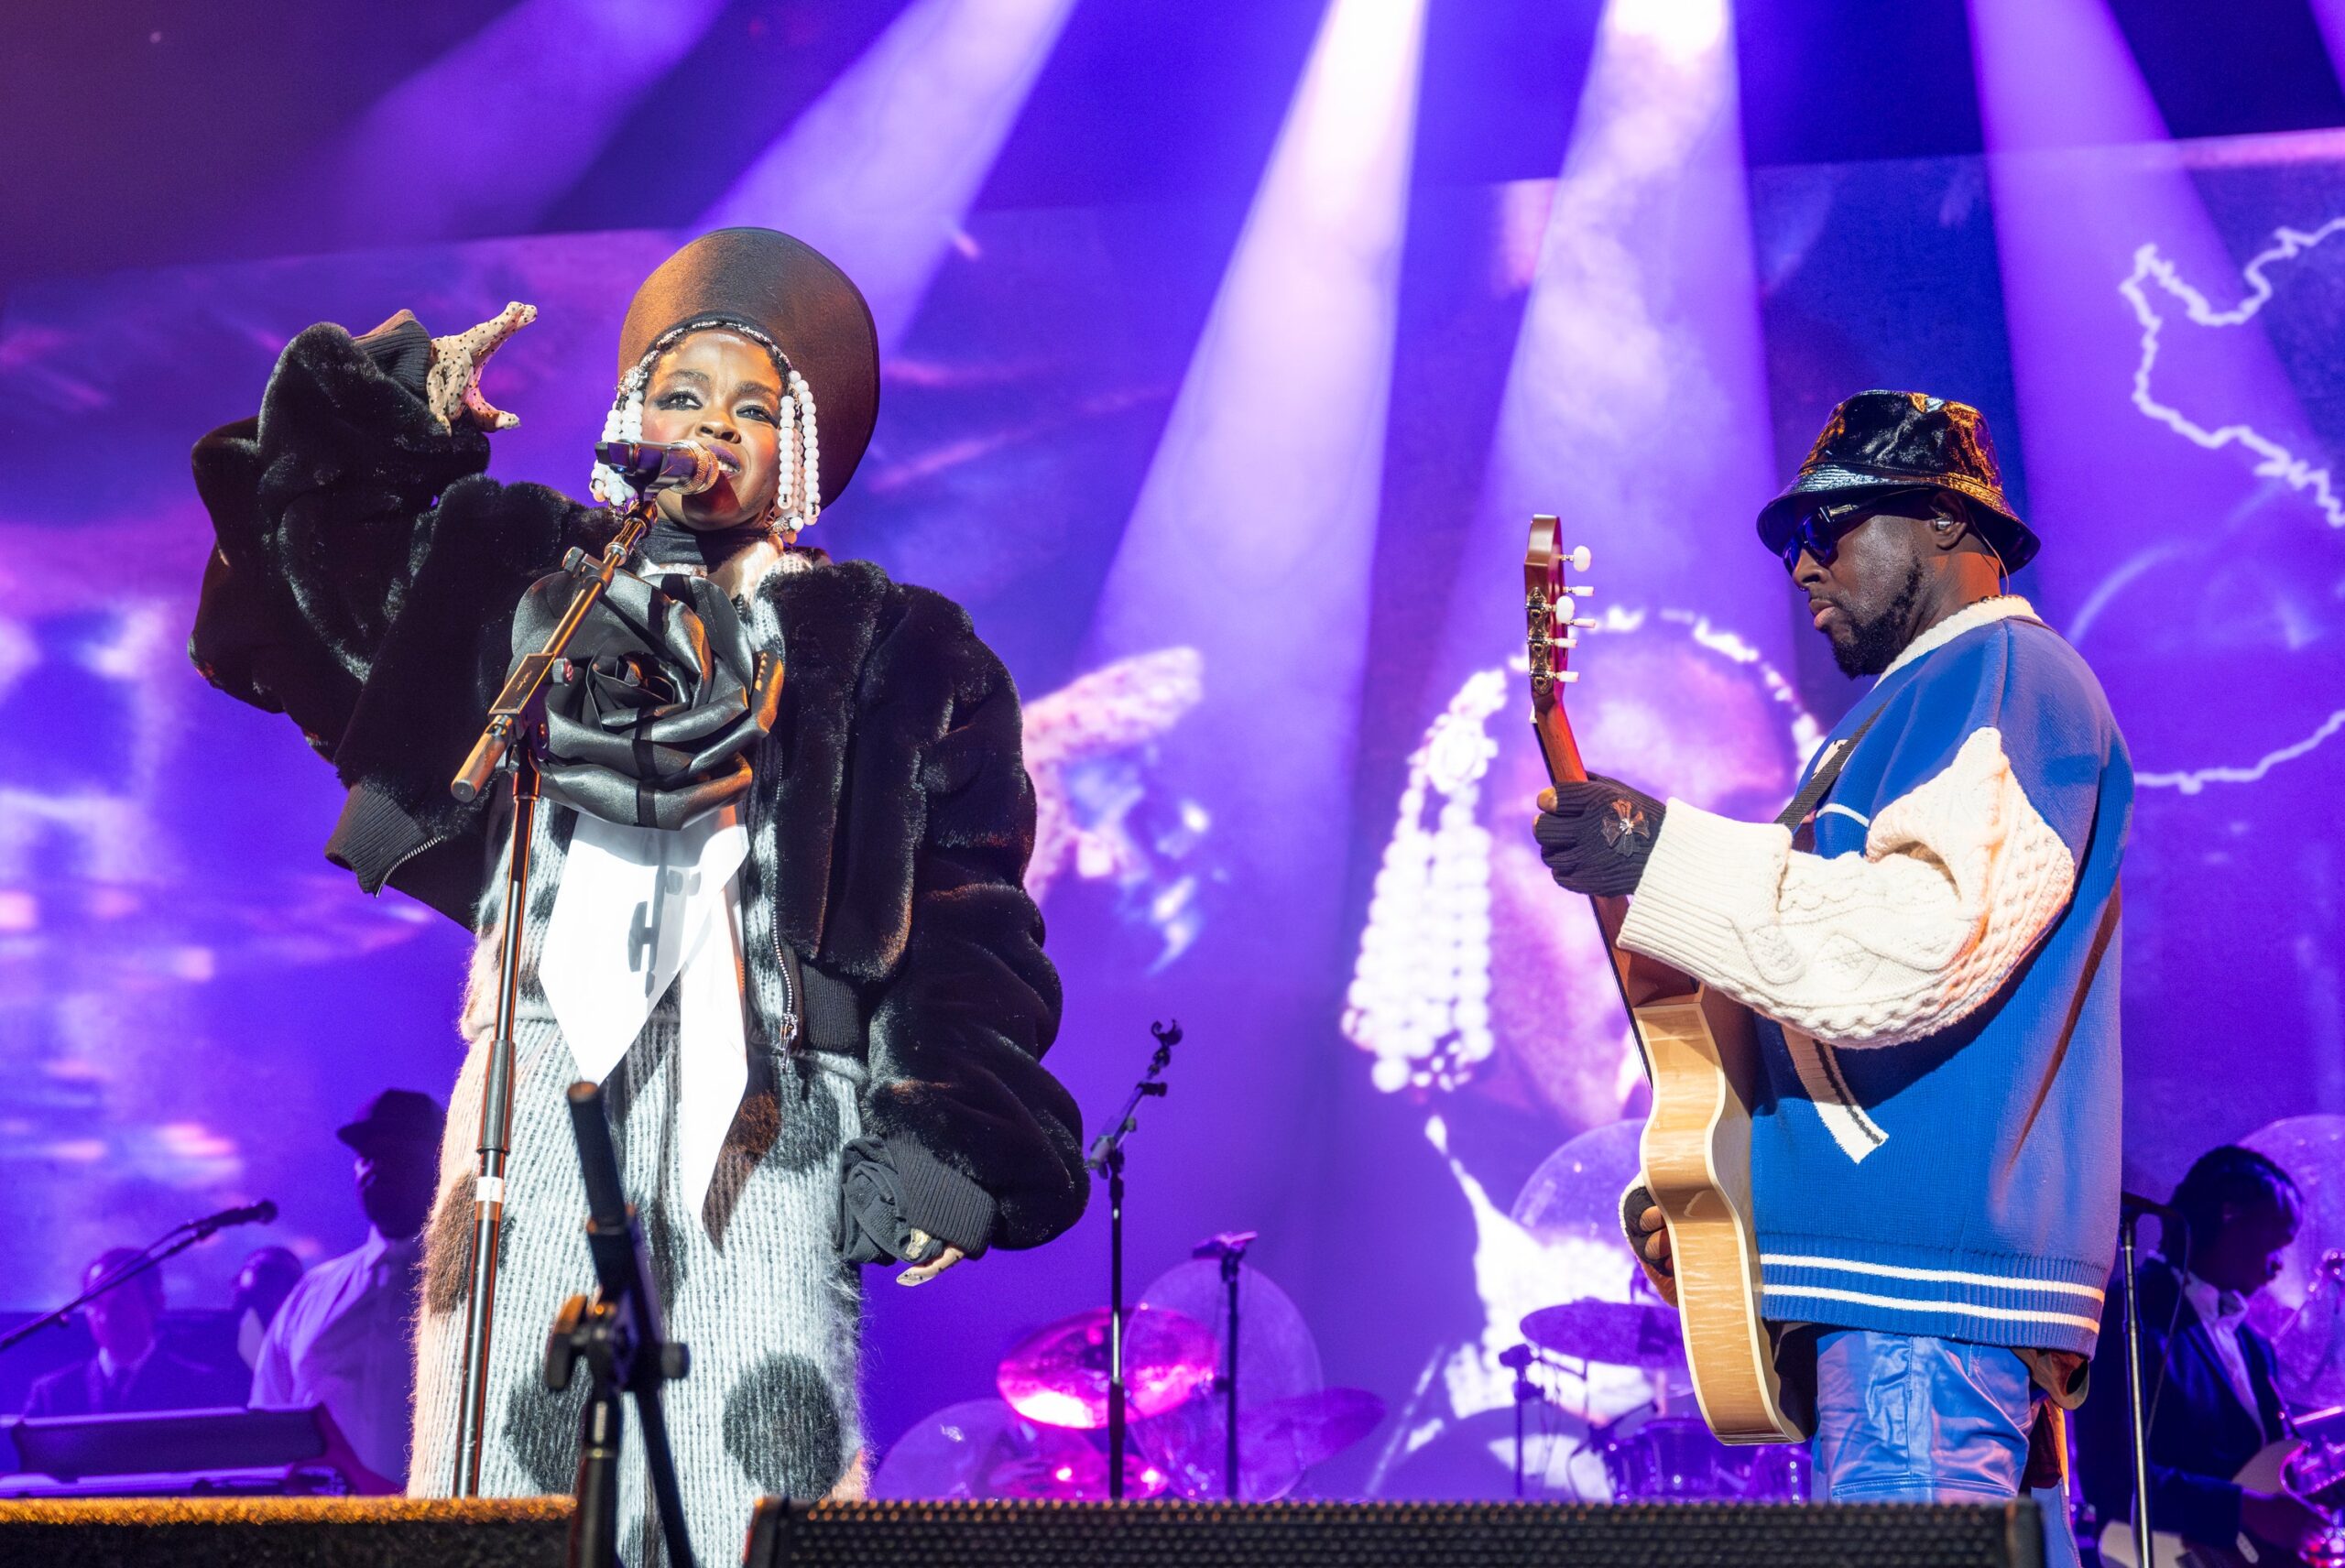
{"left": 251, "top": 1228, "right": 422, "bottom": 1483}
{"left": 2177, "top": 1267, "right": 2262, "bottom": 1421}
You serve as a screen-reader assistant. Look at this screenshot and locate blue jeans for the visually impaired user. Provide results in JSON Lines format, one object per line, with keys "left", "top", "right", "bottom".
{"left": 1812, "top": 1329, "right": 2081, "bottom": 1568}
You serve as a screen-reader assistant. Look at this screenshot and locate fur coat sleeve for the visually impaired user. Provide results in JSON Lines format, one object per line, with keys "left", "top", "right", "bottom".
{"left": 746, "top": 564, "right": 1086, "bottom": 1255}
{"left": 190, "top": 321, "right": 599, "bottom": 920}
{"left": 855, "top": 594, "right": 1085, "bottom": 1255}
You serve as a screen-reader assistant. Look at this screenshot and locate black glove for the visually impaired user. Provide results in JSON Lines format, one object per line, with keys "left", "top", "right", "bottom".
{"left": 1620, "top": 1181, "right": 1672, "bottom": 1279}
{"left": 1534, "top": 775, "right": 1664, "bottom": 897}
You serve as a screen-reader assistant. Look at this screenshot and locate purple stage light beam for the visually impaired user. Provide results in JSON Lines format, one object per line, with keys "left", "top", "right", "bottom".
{"left": 2315, "top": 0, "right": 2345, "bottom": 89}
{"left": 1445, "top": 0, "right": 1784, "bottom": 678}
{"left": 1085, "top": 0, "right": 1430, "bottom": 942}
{"left": 699, "top": 0, "right": 1083, "bottom": 349}
{"left": 1969, "top": 0, "right": 2335, "bottom": 626}
{"left": 311, "top": 0, "right": 729, "bottom": 248}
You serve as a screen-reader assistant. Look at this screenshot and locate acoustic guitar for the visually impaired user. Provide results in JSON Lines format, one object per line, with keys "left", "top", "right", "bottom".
{"left": 1523, "top": 515, "right": 1810, "bottom": 1444}
{"left": 2095, "top": 1439, "right": 2342, "bottom": 1568}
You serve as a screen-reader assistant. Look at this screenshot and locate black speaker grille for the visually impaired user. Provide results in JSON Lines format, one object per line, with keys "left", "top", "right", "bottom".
{"left": 748, "top": 1497, "right": 2044, "bottom": 1568}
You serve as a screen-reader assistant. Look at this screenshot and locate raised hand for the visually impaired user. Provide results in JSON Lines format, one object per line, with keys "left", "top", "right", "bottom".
{"left": 425, "top": 300, "right": 536, "bottom": 432}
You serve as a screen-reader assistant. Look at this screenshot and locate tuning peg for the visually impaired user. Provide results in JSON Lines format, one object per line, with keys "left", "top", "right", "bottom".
{"left": 1566, "top": 614, "right": 1596, "bottom": 630}
{"left": 1556, "top": 669, "right": 1579, "bottom": 683}
{"left": 1568, "top": 545, "right": 1591, "bottom": 572}
{"left": 1564, "top": 583, "right": 1593, "bottom": 597}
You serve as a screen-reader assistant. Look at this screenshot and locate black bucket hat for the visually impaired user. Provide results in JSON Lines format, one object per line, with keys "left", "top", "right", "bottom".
{"left": 617, "top": 228, "right": 880, "bottom": 509}
{"left": 336, "top": 1089, "right": 445, "bottom": 1154}
{"left": 1757, "top": 391, "right": 2038, "bottom": 572}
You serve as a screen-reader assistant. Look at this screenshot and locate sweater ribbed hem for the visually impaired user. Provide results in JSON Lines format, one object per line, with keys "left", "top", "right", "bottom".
{"left": 1758, "top": 1231, "right": 2109, "bottom": 1355}
{"left": 884, "top": 1137, "right": 998, "bottom": 1258}
{"left": 1616, "top": 800, "right": 1789, "bottom": 981}
{"left": 325, "top": 783, "right": 432, "bottom": 896}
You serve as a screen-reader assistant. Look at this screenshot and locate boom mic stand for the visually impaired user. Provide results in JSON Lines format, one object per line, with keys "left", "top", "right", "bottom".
{"left": 546, "top": 1081, "right": 694, "bottom": 1568}
{"left": 444, "top": 478, "right": 659, "bottom": 1497}
{"left": 0, "top": 1202, "right": 278, "bottom": 1356}
{"left": 1085, "top": 1019, "right": 1181, "bottom": 1501}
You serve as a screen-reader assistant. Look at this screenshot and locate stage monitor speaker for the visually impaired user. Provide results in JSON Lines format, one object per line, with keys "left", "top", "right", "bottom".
{"left": 0, "top": 1496, "right": 571, "bottom": 1568}
{"left": 747, "top": 1497, "right": 2045, "bottom": 1568}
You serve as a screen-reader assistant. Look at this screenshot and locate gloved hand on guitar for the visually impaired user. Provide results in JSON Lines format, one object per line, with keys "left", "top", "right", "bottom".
{"left": 1535, "top": 777, "right": 1665, "bottom": 898}
{"left": 1620, "top": 1181, "right": 1677, "bottom": 1305}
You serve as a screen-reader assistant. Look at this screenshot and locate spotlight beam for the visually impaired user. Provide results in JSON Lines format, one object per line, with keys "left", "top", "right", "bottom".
{"left": 1968, "top": 0, "right": 2329, "bottom": 613}
{"left": 317, "top": 0, "right": 729, "bottom": 247}
{"left": 1446, "top": 0, "right": 1783, "bottom": 678}
{"left": 700, "top": 0, "right": 1084, "bottom": 350}
{"left": 1085, "top": 0, "right": 1430, "bottom": 941}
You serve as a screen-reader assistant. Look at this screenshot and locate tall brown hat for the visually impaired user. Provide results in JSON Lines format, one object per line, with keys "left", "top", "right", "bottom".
{"left": 1757, "top": 390, "right": 2038, "bottom": 572}
{"left": 616, "top": 228, "right": 880, "bottom": 509}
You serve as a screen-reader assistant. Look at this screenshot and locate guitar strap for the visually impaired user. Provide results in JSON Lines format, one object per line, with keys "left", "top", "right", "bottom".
{"left": 1773, "top": 707, "right": 1885, "bottom": 835}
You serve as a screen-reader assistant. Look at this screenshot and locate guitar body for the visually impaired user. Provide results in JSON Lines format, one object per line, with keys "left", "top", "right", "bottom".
{"left": 1524, "top": 515, "right": 1809, "bottom": 1445}
{"left": 2095, "top": 1440, "right": 2314, "bottom": 1568}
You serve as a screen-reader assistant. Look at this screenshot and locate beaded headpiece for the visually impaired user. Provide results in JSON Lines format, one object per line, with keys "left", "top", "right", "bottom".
{"left": 593, "top": 228, "right": 879, "bottom": 540}
{"left": 586, "top": 314, "right": 823, "bottom": 539}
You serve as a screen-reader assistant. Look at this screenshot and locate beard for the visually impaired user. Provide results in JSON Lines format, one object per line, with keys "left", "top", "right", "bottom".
{"left": 1828, "top": 560, "right": 1925, "bottom": 677}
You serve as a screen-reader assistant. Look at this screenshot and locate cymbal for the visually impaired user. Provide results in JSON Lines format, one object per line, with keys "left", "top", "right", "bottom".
{"left": 1520, "top": 1299, "right": 1683, "bottom": 1367}
{"left": 1136, "top": 1387, "right": 1386, "bottom": 1501}
{"left": 996, "top": 1305, "right": 1216, "bottom": 1430}
{"left": 1238, "top": 1387, "right": 1386, "bottom": 1474}
{"left": 1139, "top": 1258, "right": 1325, "bottom": 1409}
{"left": 2243, "top": 1116, "right": 2345, "bottom": 1406}
{"left": 869, "top": 1398, "right": 1172, "bottom": 1501}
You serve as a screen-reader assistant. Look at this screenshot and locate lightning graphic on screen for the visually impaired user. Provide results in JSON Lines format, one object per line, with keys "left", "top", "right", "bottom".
{"left": 2120, "top": 217, "right": 2345, "bottom": 529}
{"left": 2136, "top": 708, "right": 2345, "bottom": 795}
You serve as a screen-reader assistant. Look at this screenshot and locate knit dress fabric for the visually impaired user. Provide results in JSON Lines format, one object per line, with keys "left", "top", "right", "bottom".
{"left": 409, "top": 790, "right": 867, "bottom": 1563}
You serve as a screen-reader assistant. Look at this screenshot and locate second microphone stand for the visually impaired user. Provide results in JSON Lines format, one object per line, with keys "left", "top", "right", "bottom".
{"left": 444, "top": 494, "right": 657, "bottom": 1497}
{"left": 1085, "top": 1019, "right": 1182, "bottom": 1501}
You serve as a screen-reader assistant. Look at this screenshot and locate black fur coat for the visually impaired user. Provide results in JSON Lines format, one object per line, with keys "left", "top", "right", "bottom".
{"left": 190, "top": 322, "right": 1086, "bottom": 1256}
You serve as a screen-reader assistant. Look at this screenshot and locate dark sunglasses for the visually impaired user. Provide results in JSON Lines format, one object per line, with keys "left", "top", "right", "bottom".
{"left": 1779, "top": 485, "right": 1941, "bottom": 572}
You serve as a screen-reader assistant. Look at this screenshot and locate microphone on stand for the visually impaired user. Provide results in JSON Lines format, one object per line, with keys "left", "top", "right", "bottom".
{"left": 594, "top": 439, "right": 738, "bottom": 495}
{"left": 189, "top": 1199, "right": 278, "bottom": 1236}
{"left": 2120, "top": 1191, "right": 2179, "bottom": 1225}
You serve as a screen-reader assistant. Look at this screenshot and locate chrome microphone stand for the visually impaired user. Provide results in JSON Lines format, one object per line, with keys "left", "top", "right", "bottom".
{"left": 442, "top": 439, "right": 715, "bottom": 1496}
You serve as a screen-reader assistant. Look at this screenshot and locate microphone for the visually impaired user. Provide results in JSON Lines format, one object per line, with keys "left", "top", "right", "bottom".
{"left": 2120, "top": 1191, "right": 2179, "bottom": 1225}
{"left": 594, "top": 439, "right": 737, "bottom": 495}
{"left": 190, "top": 1199, "right": 278, "bottom": 1235}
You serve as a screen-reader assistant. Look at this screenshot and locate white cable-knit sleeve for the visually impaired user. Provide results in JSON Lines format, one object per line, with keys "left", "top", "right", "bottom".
{"left": 1614, "top": 727, "right": 2078, "bottom": 1049}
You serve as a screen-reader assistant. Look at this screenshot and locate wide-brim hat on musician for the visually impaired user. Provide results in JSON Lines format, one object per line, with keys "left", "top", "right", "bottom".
{"left": 1756, "top": 390, "right": 2039, "bottom": 572}
{"left": 336, "top": 1088, "right": 446, "bottom": 1154}
{"left": 591, "top": 227, "right": 880, "bottom": 531}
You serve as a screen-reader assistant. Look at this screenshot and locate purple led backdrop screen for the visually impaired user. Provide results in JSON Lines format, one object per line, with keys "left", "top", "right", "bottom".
{"left": 0, "top": 127, "right": 2340, "bottom": 1491}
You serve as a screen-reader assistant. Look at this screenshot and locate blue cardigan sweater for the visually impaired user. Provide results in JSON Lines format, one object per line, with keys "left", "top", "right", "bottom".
{"left": 1619, "top": 597, "right": 2132, "bottom": 1354}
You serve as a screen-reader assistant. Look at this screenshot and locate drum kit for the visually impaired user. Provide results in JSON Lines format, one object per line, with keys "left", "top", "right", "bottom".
{"left": 1500, "top": 1118, "right": 1806, "bottom": 1505}
{"left": 1510, "top": 1295, "right": 1806, "bottom": 1503}
{"left": 872, "top": 1251, "right": 1387, "bottom": 1502}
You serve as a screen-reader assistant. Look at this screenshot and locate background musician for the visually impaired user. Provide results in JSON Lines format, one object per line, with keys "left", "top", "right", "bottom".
{"left": 250, "top": 1089, "right": 442, "bottom": 1487}
{"left": 20, "top": 1249, "right": 246, "bottom": 1418}
{"left": 2078, "top": 1146, "right": 2327, "bottom": 1563}
{"left": 1534, "top": 392, "right": 2131, "bottom": 1565}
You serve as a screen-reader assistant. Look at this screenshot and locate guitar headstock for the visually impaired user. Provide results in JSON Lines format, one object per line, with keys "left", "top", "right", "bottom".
{"left": 1524, "top": 514, "right": 1595, "bottom": 717}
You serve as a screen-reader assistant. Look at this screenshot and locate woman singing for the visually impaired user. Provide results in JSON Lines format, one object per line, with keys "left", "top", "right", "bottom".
{"left": 190, "top": 228, "right": 1087, "bottom": 1552}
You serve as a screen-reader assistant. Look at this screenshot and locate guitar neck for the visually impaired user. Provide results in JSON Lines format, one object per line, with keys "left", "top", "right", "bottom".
{"left": 1532, "top": 704, "right": 1631, "bottom": 948}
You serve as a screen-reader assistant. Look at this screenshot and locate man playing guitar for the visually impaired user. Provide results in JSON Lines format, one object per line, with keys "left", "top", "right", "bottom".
{"left": 2080, "top": 1148, "right": 2330, "bottom": 1564}
{"left": 1533, "top": 392, "right": 2130, "bottom": 1566}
